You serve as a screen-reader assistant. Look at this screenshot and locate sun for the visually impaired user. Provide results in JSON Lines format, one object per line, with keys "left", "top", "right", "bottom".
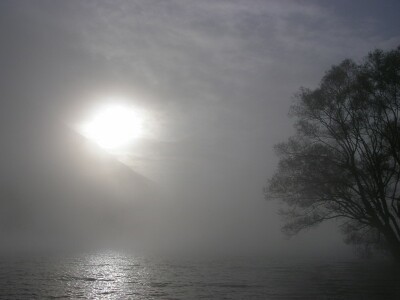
{"left": 81, "top": 104, "right": 143, "bottom": 149}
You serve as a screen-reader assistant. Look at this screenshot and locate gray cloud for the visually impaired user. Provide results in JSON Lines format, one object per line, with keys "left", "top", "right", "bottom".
{"left": 1, "top": 0, "right": 399, "bottom": 256}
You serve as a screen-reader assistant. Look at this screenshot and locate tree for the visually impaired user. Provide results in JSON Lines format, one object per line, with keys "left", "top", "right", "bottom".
{"left": 265, "top": 47, "right": 400, "bottom": 259}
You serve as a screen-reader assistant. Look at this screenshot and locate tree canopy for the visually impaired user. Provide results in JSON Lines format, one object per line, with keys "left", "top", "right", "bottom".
{"left": 266, "top": 47, "right": 400, "bottom": 259}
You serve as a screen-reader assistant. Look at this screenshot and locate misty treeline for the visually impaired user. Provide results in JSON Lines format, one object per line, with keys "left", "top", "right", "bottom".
{"left": 266, "top": 46, "right": 400, "bottom": 259}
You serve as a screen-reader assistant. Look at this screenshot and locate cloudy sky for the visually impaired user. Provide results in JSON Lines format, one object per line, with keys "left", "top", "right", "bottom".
{"left": 1, "top": 0, "right": 399, "bottom": 256}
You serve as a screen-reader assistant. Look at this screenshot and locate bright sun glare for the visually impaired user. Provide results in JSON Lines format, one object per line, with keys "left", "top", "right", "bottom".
{"left": 81, "top": 104, "right": 143, "bottom": 149}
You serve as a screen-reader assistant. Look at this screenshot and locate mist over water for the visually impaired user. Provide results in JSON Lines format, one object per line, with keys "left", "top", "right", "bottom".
{"left": 1, "top": 0, "right": 400, "bottom": 299}
{"left": 3, "top": 0, "right": 397, "bottom": 258}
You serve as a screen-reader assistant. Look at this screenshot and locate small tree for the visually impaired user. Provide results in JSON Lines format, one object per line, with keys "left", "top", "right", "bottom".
{"left": 265, "top": 47, "right": 400, "bottom": 259}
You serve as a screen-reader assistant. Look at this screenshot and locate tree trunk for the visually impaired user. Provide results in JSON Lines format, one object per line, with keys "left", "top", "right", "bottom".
{"left": 382, "top": 227, "right": 400, "bottom": 261}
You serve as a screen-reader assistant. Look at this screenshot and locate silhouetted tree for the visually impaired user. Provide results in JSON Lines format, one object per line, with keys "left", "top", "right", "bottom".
{"left": 265, "top": 47, "right": 400, "bottom": 259}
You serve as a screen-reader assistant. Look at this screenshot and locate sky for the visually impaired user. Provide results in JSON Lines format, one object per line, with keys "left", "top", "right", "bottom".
{"left": 0, "top": 0, "right": 399, "bottom": 257}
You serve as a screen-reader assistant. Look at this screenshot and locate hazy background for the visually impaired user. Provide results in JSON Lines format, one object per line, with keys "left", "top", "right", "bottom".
{"left": 1, "top": 0, "right": 400, "bottom": 258}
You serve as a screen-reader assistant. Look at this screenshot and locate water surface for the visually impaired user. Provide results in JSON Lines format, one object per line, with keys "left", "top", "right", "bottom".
{"left": 0, "top": 253, "right": 399, "bottom": 299}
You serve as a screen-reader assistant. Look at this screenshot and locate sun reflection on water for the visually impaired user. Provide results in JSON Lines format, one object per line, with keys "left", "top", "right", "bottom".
{"left": 61, "top": 252, "right": 151, "bottom": 299}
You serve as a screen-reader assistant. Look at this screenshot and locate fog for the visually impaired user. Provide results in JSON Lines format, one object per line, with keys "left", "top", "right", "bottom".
{"left": 0, "top": 0, "right": 399, "bottom": 259}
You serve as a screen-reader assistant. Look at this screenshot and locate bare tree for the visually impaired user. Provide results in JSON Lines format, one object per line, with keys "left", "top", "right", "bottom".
{"left": 265, "top": 47, "right": 400, "bottom": 259}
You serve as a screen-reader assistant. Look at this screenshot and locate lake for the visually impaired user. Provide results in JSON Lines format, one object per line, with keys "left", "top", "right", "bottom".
{"left": 0, "top": 252, "right": 399, "bottom": 299}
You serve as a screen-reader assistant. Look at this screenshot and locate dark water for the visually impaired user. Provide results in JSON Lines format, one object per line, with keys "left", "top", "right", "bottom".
{"left": 0, "top": 253, "right": 399, "bottom": 299}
